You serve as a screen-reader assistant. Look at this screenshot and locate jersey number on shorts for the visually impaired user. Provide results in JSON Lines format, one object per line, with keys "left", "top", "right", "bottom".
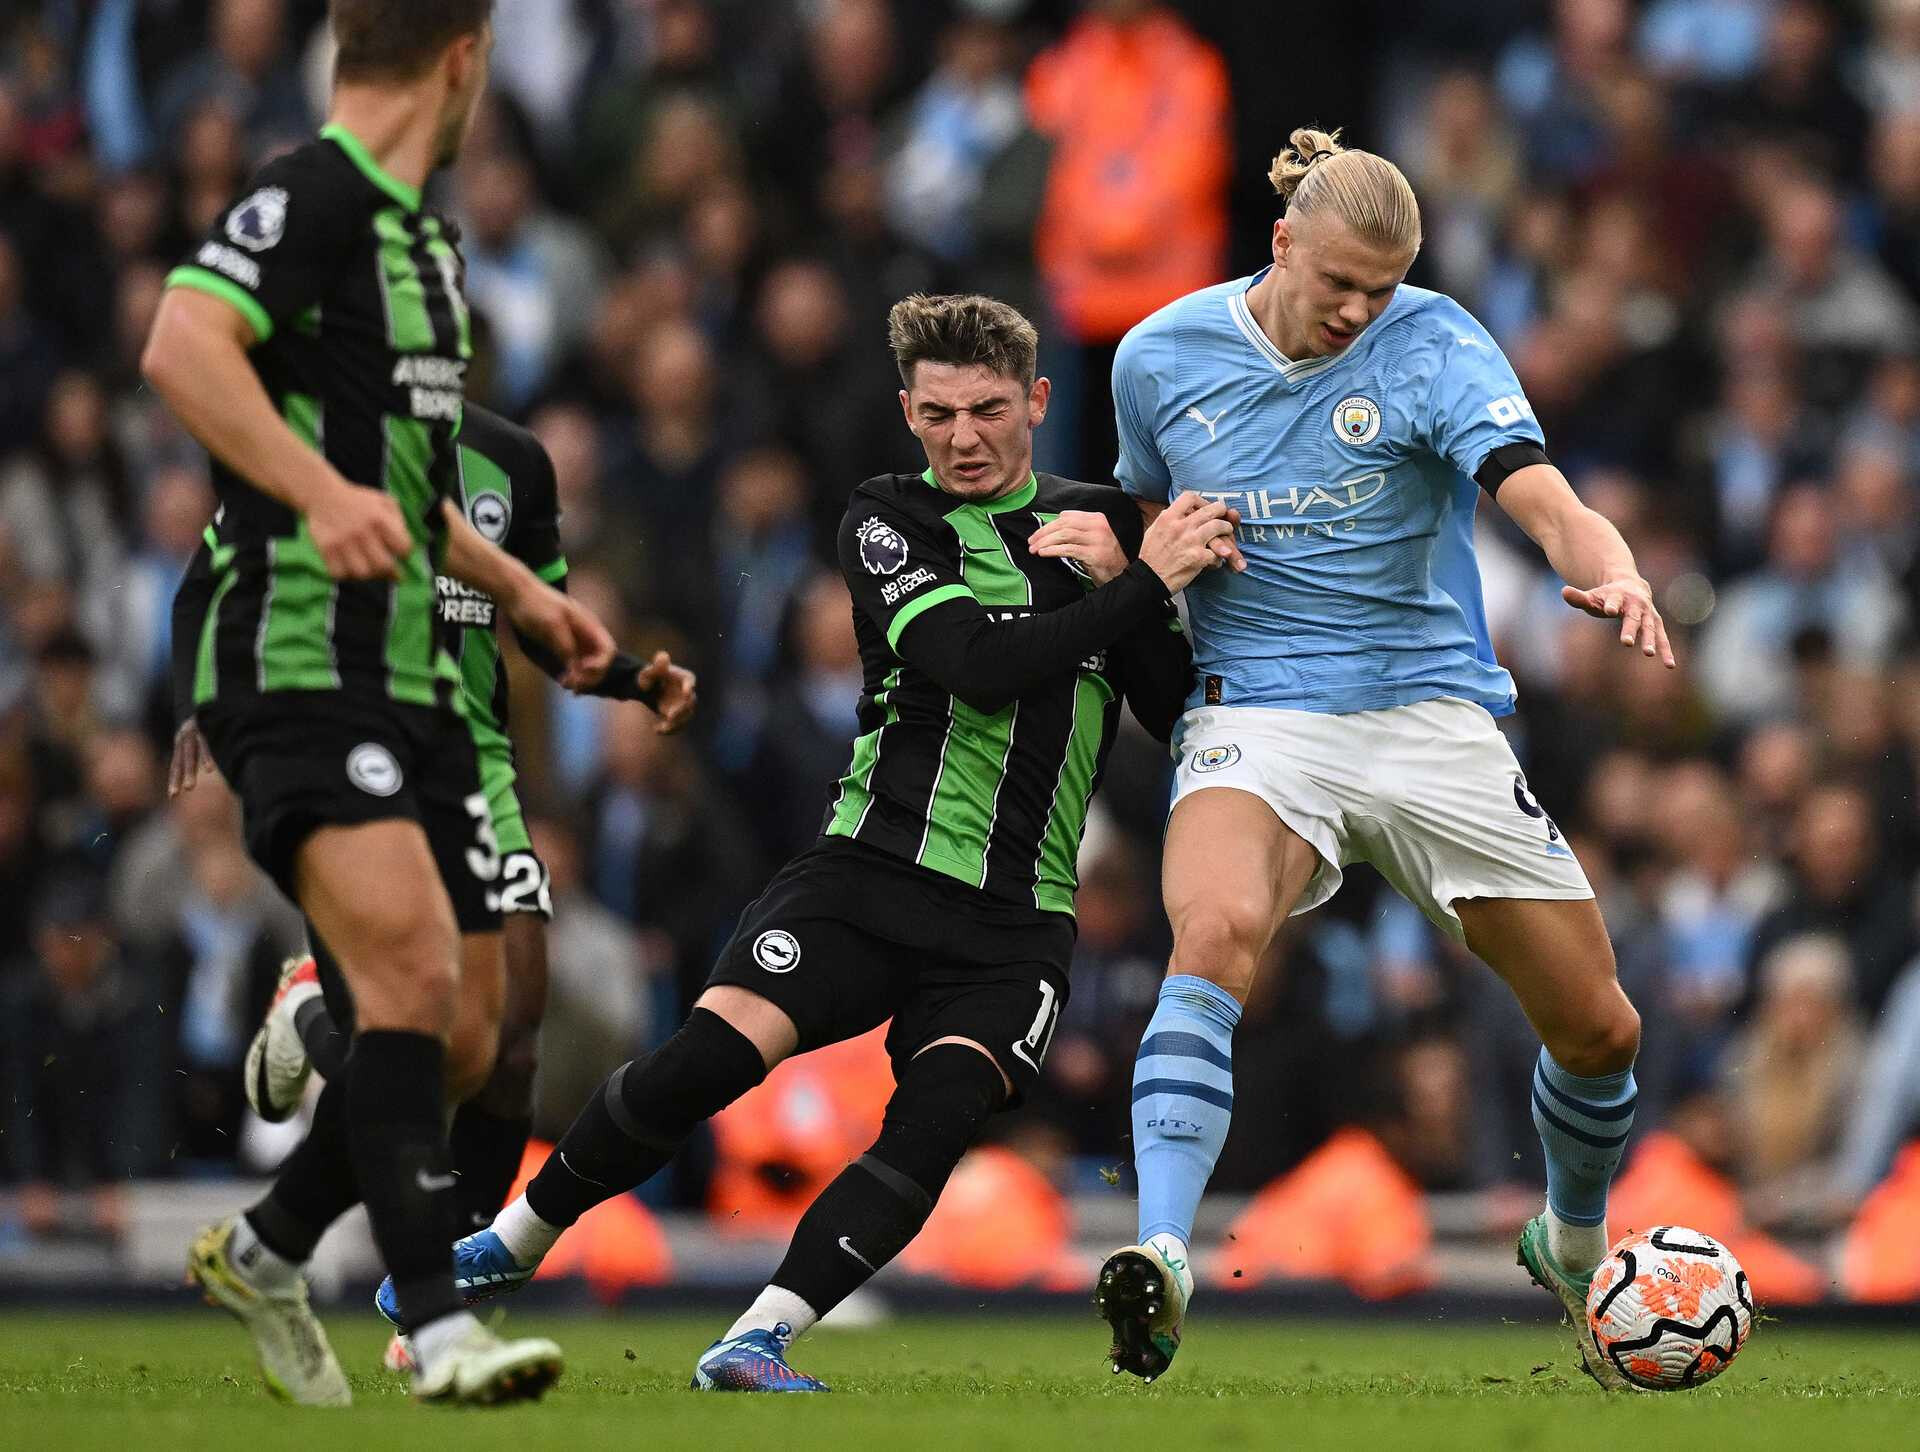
{"left": 463, "top": 792, "right": 503, "bottom": 883}
{"left": 1010, "top": 979, "right": 1062, "bottom": 1073}
{"left": 499, "top": 851, "right": 553, "bottom": 916}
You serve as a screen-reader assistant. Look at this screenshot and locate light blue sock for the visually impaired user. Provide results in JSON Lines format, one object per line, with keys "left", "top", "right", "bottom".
{"left": 1132, "top": 974, "right": 1241, "bottom": 1245}
{"left": 1531, "top": 1047, "right": 1637, "bottom": 1228}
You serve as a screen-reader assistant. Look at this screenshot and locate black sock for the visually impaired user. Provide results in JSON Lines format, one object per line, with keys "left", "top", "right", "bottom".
{"left": 771, "top": 1043, "right": 1004, "bottom": 1319}
{"left": 293, "top": 997, "right": 351, "bottom": 1080}
{"left": 525, "top": 1008, "right": 765, "bottom": 1228}
{"left": 769, "top": 1156, "right": 934, "bottom": 1317}
{"left": 245, "top": 1079, "right": 358, "bottom": 1263}
{"left": 347, "top": 1030, "right": 462, "bottom": 1332}
{"left": 450, "top": 1102, "right": 533, "bottom": 1231}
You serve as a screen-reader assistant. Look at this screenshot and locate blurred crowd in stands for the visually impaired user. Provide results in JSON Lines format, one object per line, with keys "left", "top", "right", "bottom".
{"left": 6, "top": 0, "right": 1920, "bottom": 1300}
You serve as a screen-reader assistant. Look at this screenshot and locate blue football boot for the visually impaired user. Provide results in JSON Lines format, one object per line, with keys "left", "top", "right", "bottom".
{"left": 375, "top": 1228, "right": 538, "bottom": 1325}
{"left": 689, "top": 1323, "right": 830, "bottom": 1392}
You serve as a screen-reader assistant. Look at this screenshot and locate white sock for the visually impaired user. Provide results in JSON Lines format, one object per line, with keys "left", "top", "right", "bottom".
{"left": 723, "top": 1286, "right": 818, "bottom": 1343}
{"left": 491, "top": 1194, "right": 562, "bottom": 1266}
{"left": 410, "top": 1309, "right": 481, "bottom": 1373}
{"left": 1146, "top": 1232, "right": 1195, "bottom": 1297}
{"left": 226, "top": 1216, "right": 301, "bottom": 1292}
{"left": 1544, "top": 1203, "right": 1608, "bottom": 1274}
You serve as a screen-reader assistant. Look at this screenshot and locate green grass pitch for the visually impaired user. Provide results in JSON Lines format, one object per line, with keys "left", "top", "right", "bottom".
{"left": 2, "top": 1308, "right": 1916, "bottom": 1450}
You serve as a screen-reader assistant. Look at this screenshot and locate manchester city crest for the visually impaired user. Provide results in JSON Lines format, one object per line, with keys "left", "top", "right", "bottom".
{"left": 1191, "top": 743, "right": 1242, "bottom": 773}
{"left": 1333, "top": 394, "right": 1381, "bottom": 447}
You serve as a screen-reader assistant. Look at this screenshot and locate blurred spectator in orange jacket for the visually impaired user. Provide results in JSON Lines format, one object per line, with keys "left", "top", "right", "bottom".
{"left": 1216, "top": 1038, "right": 1474, "bottom": 1299}
{"left": 1840, "top": 1142, "right": 1920, "bottom": 1303}
{"left": 1608, "top": 1089, "right": 1826, "bottom": 1305}
{"left": 706, "top": 1026, "right": 892, "bottom": 1236}
{"left": 1026, "top": 0, "right": 1229, "bottom": 480}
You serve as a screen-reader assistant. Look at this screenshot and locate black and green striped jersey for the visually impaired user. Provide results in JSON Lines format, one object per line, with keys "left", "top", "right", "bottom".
{"left": 442, "top": 407, "right": 567, "bottom": 753}
{"left": 827, "top": 470, "right": 1191, "bottom": 915}
{"left": 173, "top": 406, "right": 567, "bottom": 751}
{"left": 166, "top": 124, "right": 471, "bottom": 713}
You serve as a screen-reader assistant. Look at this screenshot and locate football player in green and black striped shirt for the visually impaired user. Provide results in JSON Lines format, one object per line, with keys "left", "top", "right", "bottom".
{"left": 140, "top": 0, "right": 612, "bottom": 1410}
{"left": 392, "top": 294, "right": 1237, "bottom": 1392}
{"left": 168, "top": 405, "right": 696, "bottom": 1344}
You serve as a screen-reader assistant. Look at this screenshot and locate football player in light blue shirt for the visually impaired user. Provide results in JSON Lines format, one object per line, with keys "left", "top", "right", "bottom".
{"left": 1081, "top": 128, "right": 1674, "bottom": 1391}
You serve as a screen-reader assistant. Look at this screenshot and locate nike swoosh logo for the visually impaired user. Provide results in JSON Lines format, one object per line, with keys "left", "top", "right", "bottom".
{"left": 416, "top": 1168, "right": 458, "bottom": 1193}
{"left": 838, "top": 1236, "right": 876, "bottom": 1272}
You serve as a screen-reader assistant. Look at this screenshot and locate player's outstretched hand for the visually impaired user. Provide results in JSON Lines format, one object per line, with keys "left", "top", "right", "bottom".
{"left": 634, "top": 651, "right": 698, "bottom": 734}
{"left": 1027, "top": 510, "right": 1129, "bottom": 584}
{"left": 1561, "top": 577, "right": 1676, "bottom": 668}
{"left": 308, "top": 478, "right": 413, "bottom": 581}
{"left": 168, "top": 719, "right": 212, "bottom": 798}
{"left": 1139, "top": 492, "right": 1242, "bottom": 593}
{"left": 510, "top": 584, "right": 617, "bottom": 691}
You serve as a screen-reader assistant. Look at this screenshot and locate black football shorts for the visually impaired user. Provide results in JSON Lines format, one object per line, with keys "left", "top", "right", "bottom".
{"left": 705, "top": 836, "right": 1074, "bottom": 1103}
{"left": 198, "top": 690, "right": 501, "bottom": 934}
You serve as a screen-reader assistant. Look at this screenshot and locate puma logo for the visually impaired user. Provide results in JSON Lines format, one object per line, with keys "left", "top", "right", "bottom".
{"left": 1185, "top": 405, "right": 1227, "bottom": 442}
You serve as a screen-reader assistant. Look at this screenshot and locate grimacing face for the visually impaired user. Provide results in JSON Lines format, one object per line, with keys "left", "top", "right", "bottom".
{"left": 900, "top": 361, "right": 1050, "bottom": 502}
{"left": 1270, "top": 209, "right": 1416, "bottom": 357}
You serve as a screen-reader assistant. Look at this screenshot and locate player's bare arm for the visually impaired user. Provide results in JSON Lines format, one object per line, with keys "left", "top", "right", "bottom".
{"left": 440, "top": 501, "right": 615, "bottom": 690}
{"left": 1495, "top": 463, "right": 1676, "bottom": 668}
{"left": 141, "top": 289, "right": 412, "bottom": 581}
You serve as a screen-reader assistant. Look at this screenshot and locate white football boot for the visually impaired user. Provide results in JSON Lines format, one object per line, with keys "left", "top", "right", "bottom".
{"left": 186, "top": 1216, "right": 351, "bottom": 1407}
{"left": 244, "top": 956, "right": 322, "bottom": 1122}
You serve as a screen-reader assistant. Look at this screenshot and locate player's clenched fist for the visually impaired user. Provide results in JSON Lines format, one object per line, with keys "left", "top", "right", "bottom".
{"left": 307, "top": 477, "right": 414, "bottom": 581}
{"left": 1139, "top": 492, "right": 1242, "bottom": 593}
{"left": 1027, "top": 510, "right": 1129, "bottom": 584}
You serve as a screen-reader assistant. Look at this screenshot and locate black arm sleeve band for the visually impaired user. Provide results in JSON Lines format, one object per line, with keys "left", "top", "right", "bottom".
{"left": 1107, "top": 611, "right": 1194, "bottom": 744}
{"left": 516, "top": 633, "right": 662, "bottom": 706}
{"left": 1474, "top": 441, "right": 1552, "bottom": 494}
{"left": 899, "top": 559, "right": 1172, "bottom": 716}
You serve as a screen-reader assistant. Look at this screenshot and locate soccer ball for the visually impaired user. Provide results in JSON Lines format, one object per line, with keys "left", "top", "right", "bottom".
{"left": 1586, "top": 1226, "right": 1753, "bottom": 1390}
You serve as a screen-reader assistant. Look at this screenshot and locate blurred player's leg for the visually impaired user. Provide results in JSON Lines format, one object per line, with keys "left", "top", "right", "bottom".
{"left": 1100, "top": 787, "right": 1316, "bottom": 1381}
{"left": 450, "top": 911, "right": 548, "bottom": 1230}
{"left": 296, "top": 823, "right": 559, "bottom": 1403}
{"left": 694, "top": 1039, "right": 1006, "bottom": 1393}
{"left": 1458, "top": 895, "right": 1641, "bottom": 1390}
{"left": 378, "top": 985, "right": 782, "bottom": 1320}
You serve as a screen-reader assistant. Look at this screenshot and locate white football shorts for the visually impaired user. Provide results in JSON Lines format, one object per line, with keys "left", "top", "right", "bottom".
{"left": 1169, "top": 697, "right": 1593, "bottom": 940}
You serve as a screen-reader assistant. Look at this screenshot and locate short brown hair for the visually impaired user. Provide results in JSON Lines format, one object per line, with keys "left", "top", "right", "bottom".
{"left": 330, "top": 0, "right": 493, "bottom": 81}
{"left": 887, "top": 293, "right": 1039, "bottom": 389}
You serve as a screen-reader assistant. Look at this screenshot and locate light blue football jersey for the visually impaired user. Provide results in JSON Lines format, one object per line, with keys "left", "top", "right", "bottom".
{"left": 1113, "top": 273, "right": 1542, "bottom": 717}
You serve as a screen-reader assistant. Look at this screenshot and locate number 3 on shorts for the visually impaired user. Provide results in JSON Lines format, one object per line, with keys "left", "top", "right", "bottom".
{"left": 463, "top": 792, "right": 502, "bottom": 882}
{"left": 1011, "top": 979, "right": 1062, "bottom": 1072}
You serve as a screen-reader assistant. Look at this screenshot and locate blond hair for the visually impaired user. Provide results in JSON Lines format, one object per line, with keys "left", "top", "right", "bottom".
{"left": 1269, "top": 126, "right": 1422, "bottom": 255}
{"left": 887, "top": 293, "right": 1039, "bottom": 388}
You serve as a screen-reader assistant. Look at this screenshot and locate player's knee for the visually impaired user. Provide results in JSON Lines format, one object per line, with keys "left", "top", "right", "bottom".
{"left": 1168, "top": 902, "right": 1269, "bottom": 995}
{"left": 867, "top": 1042, "right": 1006, "bottom": 1203}
{"left": 1550, "top": 997, "right": 1641, "bottom": 1078}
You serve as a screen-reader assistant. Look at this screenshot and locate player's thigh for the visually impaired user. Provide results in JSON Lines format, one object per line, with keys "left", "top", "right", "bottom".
{"left": 295, "top": 817, "right": 461, "bottom": 1033}
{"left": 700, "top": 845, "right": 908, "bottom": 1069}
{"left": 1455, "top": 895, "right": 1640, "bottom": 1075}
{"left": 1162, "top": 786, "right": 1320, "bottom": 997}
{"left": 892, "top": 918, "right": 1074, "bottom": 1108}
{"left": 499, "top": 911, "right": 550, "bottom": 1041}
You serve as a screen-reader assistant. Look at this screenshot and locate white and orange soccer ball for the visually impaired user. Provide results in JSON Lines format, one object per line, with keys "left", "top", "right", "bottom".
{"left": 1586, "top": 1226, "right": 1754, "bottom": 1390}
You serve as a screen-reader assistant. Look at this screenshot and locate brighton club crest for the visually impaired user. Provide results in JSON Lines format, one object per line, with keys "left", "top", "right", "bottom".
{"left": 1333, "top": 394, "right": 1381, "bottom": 447}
